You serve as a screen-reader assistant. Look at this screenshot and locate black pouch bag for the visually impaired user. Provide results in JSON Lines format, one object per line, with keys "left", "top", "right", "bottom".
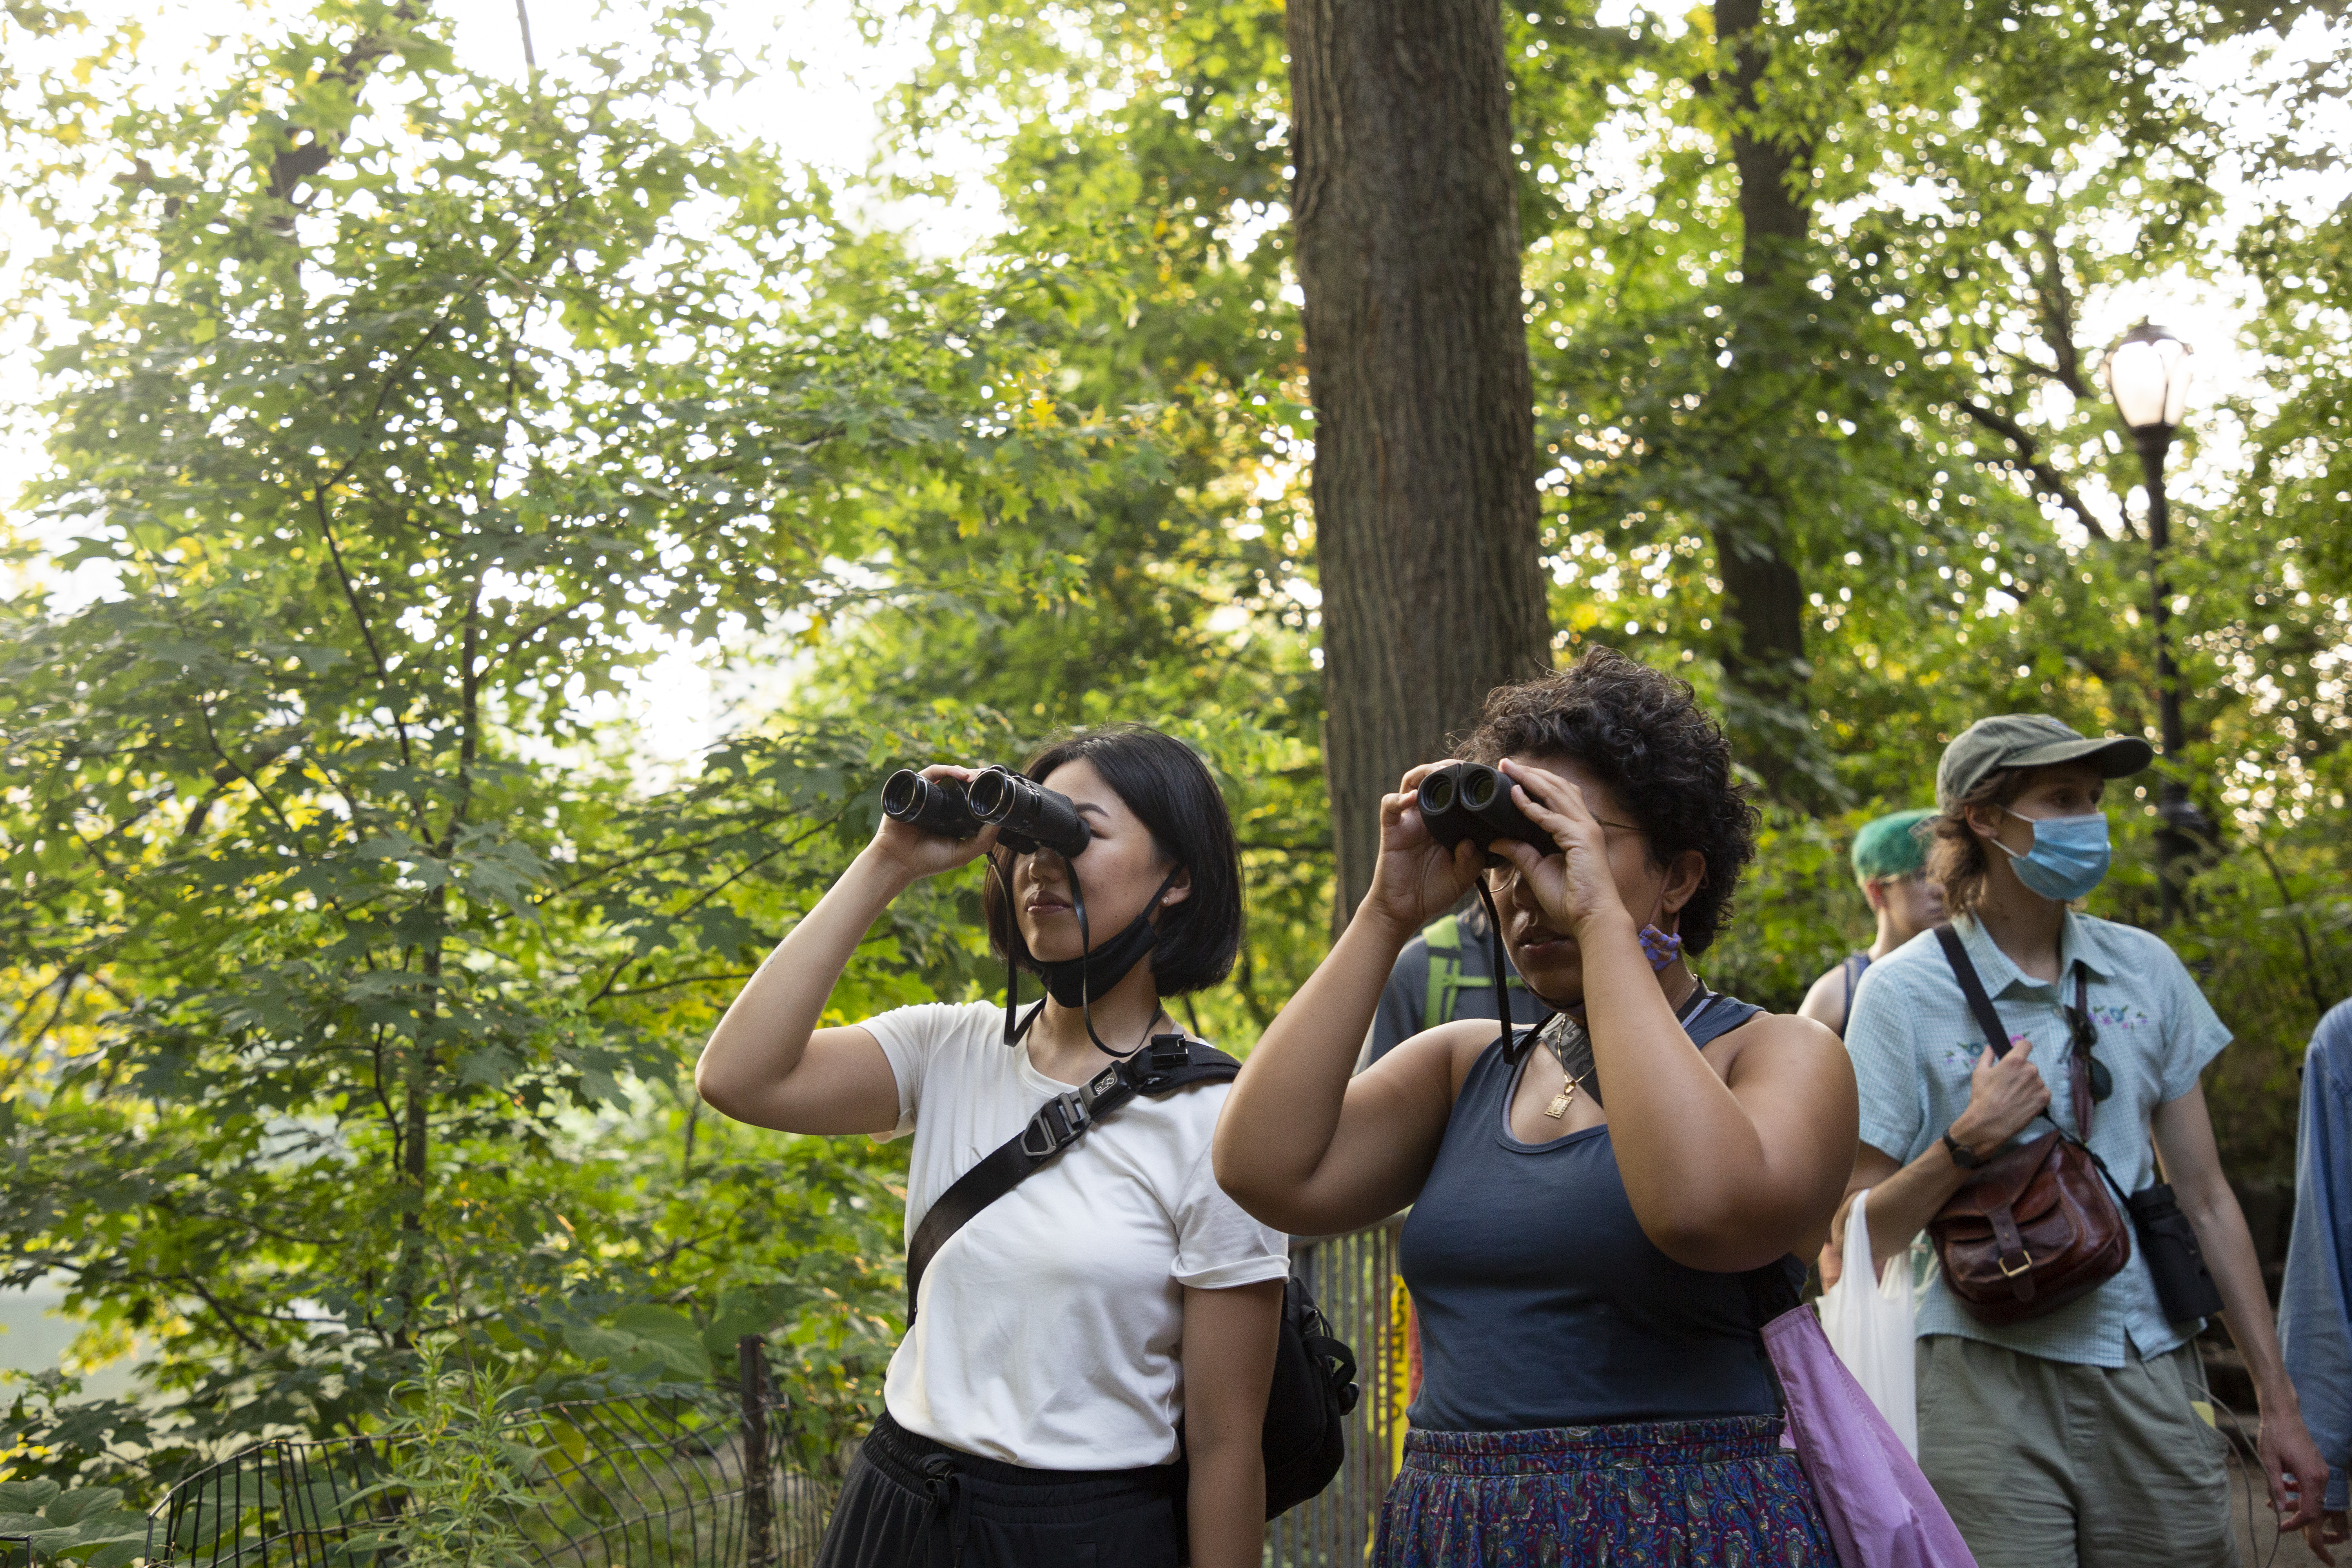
{"left": 2040, "top": 958, "right": 2225, "bottom": 1326}
{"left": 2128, "top": 1182, "right": 2225, "bottom": 1323}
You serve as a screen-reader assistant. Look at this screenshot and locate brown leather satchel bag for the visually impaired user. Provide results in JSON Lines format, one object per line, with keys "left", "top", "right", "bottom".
{"left": 1925, "top": 927, "right": 2132, "bottom": 1327}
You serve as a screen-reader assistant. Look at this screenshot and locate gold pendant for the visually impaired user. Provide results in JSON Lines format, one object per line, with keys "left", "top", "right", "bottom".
{"left": 1544, "top": 1078, "right": 1579, "bottom": 1119}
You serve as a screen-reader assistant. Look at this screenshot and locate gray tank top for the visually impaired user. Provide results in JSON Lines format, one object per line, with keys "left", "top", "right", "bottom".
{"left": 1400, "top": 985, "right": 1801, "bottom": 1431}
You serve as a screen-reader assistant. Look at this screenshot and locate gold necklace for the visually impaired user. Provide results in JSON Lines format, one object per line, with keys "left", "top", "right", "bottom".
{"left": 1537, "top": 976, "right": 1704, "bottom": 1119}
{"left": 1543, "top": 1065, "right": 1586, "bottom": 1120}
{"left": 1541, "top": 1016, "right": 1592, "bottom": 1119}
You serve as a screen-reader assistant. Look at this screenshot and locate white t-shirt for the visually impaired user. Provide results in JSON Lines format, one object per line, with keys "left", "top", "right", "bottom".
{"left": 864, "top": 1000, "right": 1290, "bottom": 1469}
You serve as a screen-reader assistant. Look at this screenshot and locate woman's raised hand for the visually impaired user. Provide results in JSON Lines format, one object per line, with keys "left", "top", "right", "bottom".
{"left": 1489, "top": 759, "right": 1632, "bottom": 938}
{"left": 869, "top": 764, "right": 1000, "bottom": 884}
{"left": 1361, "top": 762, "right": 1484, "bottom": 938}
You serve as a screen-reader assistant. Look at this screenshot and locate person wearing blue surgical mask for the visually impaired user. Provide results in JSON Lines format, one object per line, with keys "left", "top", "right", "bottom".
{"left": 1836, "top": 714, "right": 2328, "bottom": 1568}
{"left": 1991, "top": 798, "right": 2113, "bottom": 902}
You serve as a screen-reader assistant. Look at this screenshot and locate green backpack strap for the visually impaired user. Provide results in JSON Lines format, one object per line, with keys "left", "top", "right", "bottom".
{"left": 1423, "top": 914, "right": 1463, "bottom": 1026}
{"left": 1422, "top": 912, "right": 1526, "bottom": 1027}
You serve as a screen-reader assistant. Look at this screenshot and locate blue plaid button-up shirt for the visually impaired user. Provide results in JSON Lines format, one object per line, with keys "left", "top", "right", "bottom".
{"left": 1844, "top": 911, "right": 2230, "bottom": 1367}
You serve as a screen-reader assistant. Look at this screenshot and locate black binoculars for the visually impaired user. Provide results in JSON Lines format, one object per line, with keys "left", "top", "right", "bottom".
{"left": 1415, "top": 762, "right": 1559, "bottom": 860}
{"left": 879, "top": 766, "right": 1091, "bottom": 861}
{"left": 880, "top": 769, "right": 985, "bottom": 840}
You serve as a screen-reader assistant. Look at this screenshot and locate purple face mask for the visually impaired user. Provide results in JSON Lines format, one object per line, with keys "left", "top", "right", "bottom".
{"left": 1637, "top": 924, "right": 1684, "bottom": 970}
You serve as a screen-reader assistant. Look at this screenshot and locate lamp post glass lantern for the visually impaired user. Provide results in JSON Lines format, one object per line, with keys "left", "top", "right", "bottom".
{"left": 2100, "top": 324, "right": 2194, "bottom": 433}
{"left": 2098, "top": 321, "right": 2207, "bottom": 920}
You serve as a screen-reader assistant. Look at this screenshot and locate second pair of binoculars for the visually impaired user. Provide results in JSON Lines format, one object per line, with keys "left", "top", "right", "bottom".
{"left": 1415, "top": 762, "right": 1562, "bottom": 860}
{"left": 880, "top": 765, "right": 1091, "bottom": 861}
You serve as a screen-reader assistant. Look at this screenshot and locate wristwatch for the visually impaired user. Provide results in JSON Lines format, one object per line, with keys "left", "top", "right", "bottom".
{"left": 1943, "top": 1130, "right": 1986, "bottom": 1170}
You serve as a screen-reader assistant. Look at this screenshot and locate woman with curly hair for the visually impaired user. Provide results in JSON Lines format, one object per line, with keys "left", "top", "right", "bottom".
{"left": 1216, "top": 648, "right": 1858, "bottom": 1566}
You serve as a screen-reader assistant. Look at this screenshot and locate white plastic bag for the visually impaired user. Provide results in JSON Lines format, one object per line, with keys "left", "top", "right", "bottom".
{"left": 1817, "top": 1187, "right": 1919, "bottom": 1457}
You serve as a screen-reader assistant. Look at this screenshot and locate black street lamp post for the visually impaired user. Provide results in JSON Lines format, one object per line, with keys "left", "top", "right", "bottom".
{"left": 2099, "top": 322, "right": 2209, "bottom": 923}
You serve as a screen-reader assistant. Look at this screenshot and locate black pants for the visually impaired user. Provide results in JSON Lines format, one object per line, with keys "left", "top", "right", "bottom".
{"left": 812, "top": 1411, "right": 1185, "bottom": 1568}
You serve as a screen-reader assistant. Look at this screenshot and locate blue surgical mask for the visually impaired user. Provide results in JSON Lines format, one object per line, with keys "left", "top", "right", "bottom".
{"left": 1996, "top": 809, "right": 2111, "bottom": 902}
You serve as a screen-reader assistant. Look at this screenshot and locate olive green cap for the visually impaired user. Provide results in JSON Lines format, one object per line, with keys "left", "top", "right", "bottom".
{"left": 1935, "top": 714, "right": 2153, "bottom": 811}
{"left": 1851, "top": 808, "right": 1936, "bottom": 884}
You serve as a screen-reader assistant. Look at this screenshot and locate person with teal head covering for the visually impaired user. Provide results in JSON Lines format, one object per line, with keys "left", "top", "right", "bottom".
{"left": 1798, "top": 808, "right": 1944, "bottom": 1040}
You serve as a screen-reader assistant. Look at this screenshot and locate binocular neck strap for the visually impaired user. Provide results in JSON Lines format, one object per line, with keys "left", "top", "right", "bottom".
{"left": 1478, "top": 880, "right": 1528, "bottom": 1065}
{"left": 1068, "top": 864, "right": 1183, "bottom": 1058}
{"left": 995, "top": 854, "right": 1182, "bottom": 1056}
{"left": 992, "top": 854, "right": 1033, "bottom": 1047}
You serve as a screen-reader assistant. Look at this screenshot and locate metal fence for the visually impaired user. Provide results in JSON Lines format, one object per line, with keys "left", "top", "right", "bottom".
{"left": 138, "top": 1341, "right": 833, "bottom": 1568}
{"left": 1267, "top": 1214, "right": 1408, "bottom": 1567}
{"left": 14, "top": 1242, "right": 1412, "bottom": 1568}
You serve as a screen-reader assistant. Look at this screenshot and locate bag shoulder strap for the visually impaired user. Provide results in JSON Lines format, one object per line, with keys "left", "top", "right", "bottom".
{"left": 1933, "top": 924, "right": 2011, "bottom": 1059}
{"left": 1736, "top": 1252, "right": 1808, "bottom": 1417}
{"left": 903, "top": 1035, "right": 1240, "bottom": 1319}
{"left": 1739, "top": 1254, "right": 1807, "bottom": 1326}
{"left": 1841, "top": 952, "right": 1870, "bottom": 1011}
{"left": 1935, "top": 924, "right": 2102, "bottom": 1145}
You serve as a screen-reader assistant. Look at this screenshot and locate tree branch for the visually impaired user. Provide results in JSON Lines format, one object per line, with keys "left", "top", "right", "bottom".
{"left": 581, "top": 824, "right": 826, "bottom": 1009}
{"left": 310, "top": 485, "right": 417, "bottom": 773}
{"left": 0, "top": 968, "right": 84, "bottom": 1095}
{"left": 1958, "top": 398, "right": 2113, "bottom": 541}
{"left": 437, "top": 577, "right": 485, "bottom": 858}
{"left": 600, "top": 971, "right": 756, "bottom": 998}
{"left": 175, "top": 744, "right": 293, "bottom": 848}
{"left": 194, "top": 697, "right": 310, "bottom": 848}
{"left": 261, "top": 2, "right": 424, "bottom": 226}
{"left": 2030, "top": 228, "right": 2093, "bottom": 399}
{"left": 178, "top": 1274, "right": 274, "bottom": 1356}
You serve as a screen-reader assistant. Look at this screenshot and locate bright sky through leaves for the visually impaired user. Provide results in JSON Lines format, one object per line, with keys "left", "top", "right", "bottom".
{"left": 0, "top": 0, "right": 2344, "bottom": 768}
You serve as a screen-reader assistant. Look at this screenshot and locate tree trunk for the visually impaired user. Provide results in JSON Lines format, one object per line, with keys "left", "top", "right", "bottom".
{"left": 1713, "top": 0, "right": 1815, "bottom": 793}
{"left": 392, "top": 930, "right": 437, "bottom": 1348}
{"left": 1287, "top": 0, "right": 1552, "bottom": 925}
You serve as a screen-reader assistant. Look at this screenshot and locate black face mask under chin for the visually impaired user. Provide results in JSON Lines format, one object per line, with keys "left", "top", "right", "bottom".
{"left": 1039, "top": 868, "right": 1180, "bottom": 1007}
{"left": 998, "top": 859, "right": 1184, "bottom": 1054}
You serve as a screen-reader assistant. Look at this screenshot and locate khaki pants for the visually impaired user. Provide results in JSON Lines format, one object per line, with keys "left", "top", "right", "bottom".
{"left": 1916, "top": 1334, "right": 2235, "bottom": 1568}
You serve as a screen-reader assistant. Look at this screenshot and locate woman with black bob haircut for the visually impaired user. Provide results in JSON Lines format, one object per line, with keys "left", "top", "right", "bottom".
{"left": 977, "top": 730, "right": 1245, "bottom": 1001}
{"left": 697, "top": 724, "right": 1285, "bottom": 1568}
{"left": 1216, "top": 649, "right": 1858, "bottom": 1566}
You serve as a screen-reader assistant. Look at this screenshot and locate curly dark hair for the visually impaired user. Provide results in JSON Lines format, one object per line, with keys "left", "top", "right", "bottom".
{"left": 1457, "top": 647, "right": 1757, "bottom": 954}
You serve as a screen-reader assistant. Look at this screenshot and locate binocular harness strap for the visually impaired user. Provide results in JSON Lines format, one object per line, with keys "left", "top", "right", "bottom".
{"left": 903, "top": 1035, "right": 1241, "bottom": 1321}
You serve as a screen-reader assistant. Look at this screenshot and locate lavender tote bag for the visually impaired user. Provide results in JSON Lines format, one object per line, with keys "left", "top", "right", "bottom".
{"left": 1749, "top": 1270, "right": 1977, "bottom": 1568}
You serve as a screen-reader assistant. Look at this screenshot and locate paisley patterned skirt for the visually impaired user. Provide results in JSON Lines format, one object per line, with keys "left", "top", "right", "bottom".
{"left": 1375, "top": 1417, "right": 1836, "bottom": 1567}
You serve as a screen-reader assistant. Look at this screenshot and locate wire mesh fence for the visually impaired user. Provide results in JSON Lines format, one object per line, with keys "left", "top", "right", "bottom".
{"left": 145, "top": 1432, "right": 394, "bottom": 1568}
{"left": 136, "top": 1342, "right": 836, "bottom": 1568}
{"left": 1266, "top": 1214, "right": 1407, "bottom": 1567}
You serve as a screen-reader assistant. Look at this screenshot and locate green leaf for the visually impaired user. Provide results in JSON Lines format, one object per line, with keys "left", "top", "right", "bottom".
{"left": 606, "top": 1305, "right": 710, "bottom": 1380}
{"left": 0, "top": 1482, "right": 62, "bottom": 1513}
{"left": 42, "top": 1489, "right": 127, "bottom": 1526}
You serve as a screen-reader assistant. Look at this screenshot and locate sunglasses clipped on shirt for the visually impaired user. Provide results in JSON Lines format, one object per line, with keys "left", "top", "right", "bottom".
{"left": 2062, "top": 998, "right": 2116, "bottom": 1104}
